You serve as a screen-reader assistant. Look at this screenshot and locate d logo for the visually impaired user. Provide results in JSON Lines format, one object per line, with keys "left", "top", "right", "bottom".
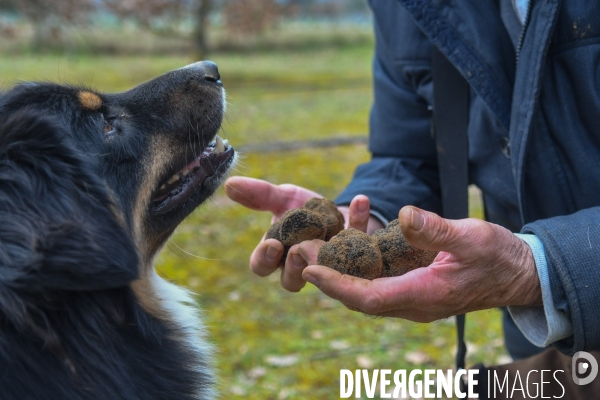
{"left": 572, "top": 351, "right": 598, "bottom": 385}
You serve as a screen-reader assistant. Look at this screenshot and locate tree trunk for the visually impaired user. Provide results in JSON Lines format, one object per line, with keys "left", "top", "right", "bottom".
{"left": 193, "top": 0, "right": 212, "bottom": 60}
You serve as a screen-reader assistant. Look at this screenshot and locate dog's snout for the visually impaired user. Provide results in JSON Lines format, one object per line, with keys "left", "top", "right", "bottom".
{"left": 200, "top": 61, "right": 221, "bottom": 83}
{"left": 178, "top": 60, "right": 221, "bottom": 84}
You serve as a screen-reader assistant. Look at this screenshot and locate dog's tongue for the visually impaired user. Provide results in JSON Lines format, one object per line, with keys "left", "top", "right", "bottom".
{"left": 150, "top": 146, "right": 233, "bottom": 215}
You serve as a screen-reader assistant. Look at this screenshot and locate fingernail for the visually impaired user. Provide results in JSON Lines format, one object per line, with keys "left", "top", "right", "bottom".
{"left": 303, "top": 273, "right": 320, "bottom": 288}
{"left": 410, "top": 208, "right": 424, "bottom": 230}
{"left": 358, "top": 199, "right": 368, "bottom": 213}
{"left": 266, "top": 245, "right": 280, "bottom": 261}
{"left": 292, "top": 254, "right": 305, "bottom": 267}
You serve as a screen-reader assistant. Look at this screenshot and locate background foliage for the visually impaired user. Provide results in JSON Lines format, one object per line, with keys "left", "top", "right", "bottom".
{"left": 0, "top": 5, "right": 509, "bottom": 399}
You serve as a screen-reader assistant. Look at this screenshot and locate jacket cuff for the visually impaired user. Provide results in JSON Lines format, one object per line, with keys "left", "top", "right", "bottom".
{"left": 508, "top": 234, "right": 573, "bottom": 347}
{"left": 522, "top": 208, "right": 600, "bottom": 355}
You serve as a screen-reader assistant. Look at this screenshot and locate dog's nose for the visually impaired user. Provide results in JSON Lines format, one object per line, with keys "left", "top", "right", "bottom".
{"left": 199, "top": 61, "right": 220, "bottom": 83}
{"left": 179, "top": 60, "right": 221, "bottom": 84}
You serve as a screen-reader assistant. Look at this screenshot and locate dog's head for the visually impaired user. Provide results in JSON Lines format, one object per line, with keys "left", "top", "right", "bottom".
{"left": 0, "top": 61, "right": 234, "bottom": 296}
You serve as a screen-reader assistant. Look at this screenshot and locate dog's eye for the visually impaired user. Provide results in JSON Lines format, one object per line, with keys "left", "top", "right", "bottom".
{"left": 103, "top": 116, "right": 116, "bottom": 135}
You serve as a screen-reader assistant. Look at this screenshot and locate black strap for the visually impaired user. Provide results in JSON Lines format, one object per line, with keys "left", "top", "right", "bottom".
{"left": 432, "top": 46, "right": 470, "bottom": 388}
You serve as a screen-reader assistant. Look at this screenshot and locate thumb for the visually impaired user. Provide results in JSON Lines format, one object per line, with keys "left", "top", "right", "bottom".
{"left": 399, "top": 206, "right": 466, "bottom": 254}
{"left": 347, "top": 195, "right": 370, "bottom": 232}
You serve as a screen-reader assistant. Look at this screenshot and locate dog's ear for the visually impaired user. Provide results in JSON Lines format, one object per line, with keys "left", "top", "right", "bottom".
{"left": 0, "top": 110, "right": 139, "bottom": 294}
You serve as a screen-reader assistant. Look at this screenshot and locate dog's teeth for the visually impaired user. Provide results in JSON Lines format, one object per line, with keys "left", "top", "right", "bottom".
{"left": 168, "top": 174, "right": 180, "bottom": 185}
{"left": 215, "top": 135, "right": 225, "bottom": 153}
{"left": 159, "top": 184, "right": 166, "bottom": 191}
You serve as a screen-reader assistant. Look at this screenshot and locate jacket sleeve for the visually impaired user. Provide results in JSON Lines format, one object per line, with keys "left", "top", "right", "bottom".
{"left": 522, "top": 207, "right": 600, "bottom": 355}
{"left": 509, "top": 234, "right": 574, "bottom": 347}
{"left": 335, "top": 1, "right": 442, "bottom": 222}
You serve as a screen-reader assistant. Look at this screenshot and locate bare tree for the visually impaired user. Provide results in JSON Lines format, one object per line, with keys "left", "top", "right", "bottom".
{"left": 102, "top": 0, "right": 211, "bottom": 58}
{"left": 101, "top": 0, "right": 185, "bottom": 29}
{"left": 6, "top": 0, "right": 94, "bottom": 48}
{"left": 193, "top": 0, "right": 213, "bottom": 60}
{"left": 223, "top": 0, "right": 281, "bottom": 36}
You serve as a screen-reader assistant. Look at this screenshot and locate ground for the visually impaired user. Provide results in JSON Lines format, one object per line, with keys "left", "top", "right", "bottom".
{"left": 1, "top": 46, "right": 509, "bottom": 399}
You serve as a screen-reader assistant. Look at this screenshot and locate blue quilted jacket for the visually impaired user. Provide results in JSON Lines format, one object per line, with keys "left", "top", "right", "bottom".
{"left": 336, "top": 0, "right": 600, "bottom": 355}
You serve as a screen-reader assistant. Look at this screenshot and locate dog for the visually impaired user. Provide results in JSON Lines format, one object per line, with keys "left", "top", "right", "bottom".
{"left": 0, "top": 61, "right": 235, "bottom": 399}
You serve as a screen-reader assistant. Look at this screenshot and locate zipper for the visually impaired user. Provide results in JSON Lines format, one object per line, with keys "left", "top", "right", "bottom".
{"left": 515, "top": 0, "right": 534, "bottom": 63}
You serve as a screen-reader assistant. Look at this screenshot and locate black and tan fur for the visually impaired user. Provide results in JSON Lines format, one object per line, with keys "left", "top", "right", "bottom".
{"left": 0, "top": 61, "right": 235, "bottom": 399}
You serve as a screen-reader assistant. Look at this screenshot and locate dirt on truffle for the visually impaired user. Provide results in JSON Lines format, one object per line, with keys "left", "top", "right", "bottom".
{"left": 317, "top": 229, "right": 382, "bottom": 280}
{"left": 265, "top": 219, "right": 282, "bottom": 242}
{"left": 373, "top": 219, "right": 437, "bottom": 277}
{"left": 316, "top": 219, "right": 438, "bottom": 280}
{"left": 278, "top": 208, "right": 326, "bottom": 247}
{"left": 304, "top": 198, "right": 345, "bottom": 240}
{"left": 264, "top": 198, "right": 346, "bottom": 262}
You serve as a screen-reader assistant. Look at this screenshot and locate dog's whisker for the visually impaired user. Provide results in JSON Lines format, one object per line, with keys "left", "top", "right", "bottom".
{"left": 187, "top": 119, "right": 194, "bottom": 158}
{"left": 205, "top": 114, "right": 219, "bottom": 132}
{"left": 169, "top": 241, "right": 228, "bottom": 261}
{"left": 195, "top": 121, "right": 200, "bottom": 157}
{"left": 222, "top": 183, "right": 244, "bottom": 195}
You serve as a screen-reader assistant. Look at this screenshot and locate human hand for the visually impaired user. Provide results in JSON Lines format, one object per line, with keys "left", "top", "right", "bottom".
{"left": 294, "top": 206, "right": 542, "bottom": 321}
{"left": 224, "top": 176, "right": 384, "bottom": 291}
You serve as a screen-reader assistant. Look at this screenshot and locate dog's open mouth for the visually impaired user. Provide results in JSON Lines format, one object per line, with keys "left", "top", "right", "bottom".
{"left": 150, "top": 135, "right": 234, "bottom": 215}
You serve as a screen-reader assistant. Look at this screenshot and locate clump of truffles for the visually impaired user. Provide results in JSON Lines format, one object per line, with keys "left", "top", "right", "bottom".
{"left": 316, "top": 218, "right": 438, "bottom": 280}
{"left": 265, "top": 198, "right": 437, "bottom": 280}
{"left": 373, "top": 219, "right": 437, "bottom": 277}
{"left": 265, "top": 198, "right": 345, "bottom": 259}
{"left": 317, "top": 229, "right": 382, "bottom": 280}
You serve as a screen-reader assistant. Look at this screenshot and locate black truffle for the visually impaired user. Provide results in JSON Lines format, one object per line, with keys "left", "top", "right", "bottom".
{"left": 304, "top": 198, "right": 345, "bottom": 240}
{"left": 373, "top": 219, "right": 437, "bottom": 277}
{"left": 264, "top": 198, "right": 346, "bottom": 261}
{"left": 278, "top": 208, "right": 326, "bottom": 246}
{"left": 317, "top": 229, "right": 382, "bottom": 280}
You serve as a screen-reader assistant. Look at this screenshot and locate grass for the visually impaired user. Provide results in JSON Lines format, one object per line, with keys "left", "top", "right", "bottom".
{"left": 1, "top": 44, "right": 508, "bottom": 399}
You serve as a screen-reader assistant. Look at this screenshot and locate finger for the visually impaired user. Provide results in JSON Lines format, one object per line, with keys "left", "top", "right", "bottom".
{"left": 296, "top": 239, "right": 324, "bottom": 266}
{"left": 280, "top": 240, "right": 325, "bottom": 291}
{"left": 302, "top": 265, "right": 429, "bottom": 314}
{"left": 249, "top": 238, "right": 284, "bottom": 277}
{"left": 225, "top": 177, "right": 322, "bottom": 217}
{"left": 399, "top": 206, "right": 470, "bottom": 254}
{"left": 280, "top": 244, "right": 308, "bottom": 292}
{"left": 348, "top": 195, "right": 370, "bottom": 232}
{"left": 225, "top": 177, "right": 285, "bottom": 212}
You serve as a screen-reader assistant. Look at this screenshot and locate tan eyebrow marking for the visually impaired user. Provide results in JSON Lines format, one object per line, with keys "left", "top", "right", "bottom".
{"left": 78, "top": 91, "right": 102, "bottom": 111}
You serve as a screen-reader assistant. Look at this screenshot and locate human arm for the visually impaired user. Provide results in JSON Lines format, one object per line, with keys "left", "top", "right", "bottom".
{"left": 520, "top": 208, "right": 600, "bottom": 355}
